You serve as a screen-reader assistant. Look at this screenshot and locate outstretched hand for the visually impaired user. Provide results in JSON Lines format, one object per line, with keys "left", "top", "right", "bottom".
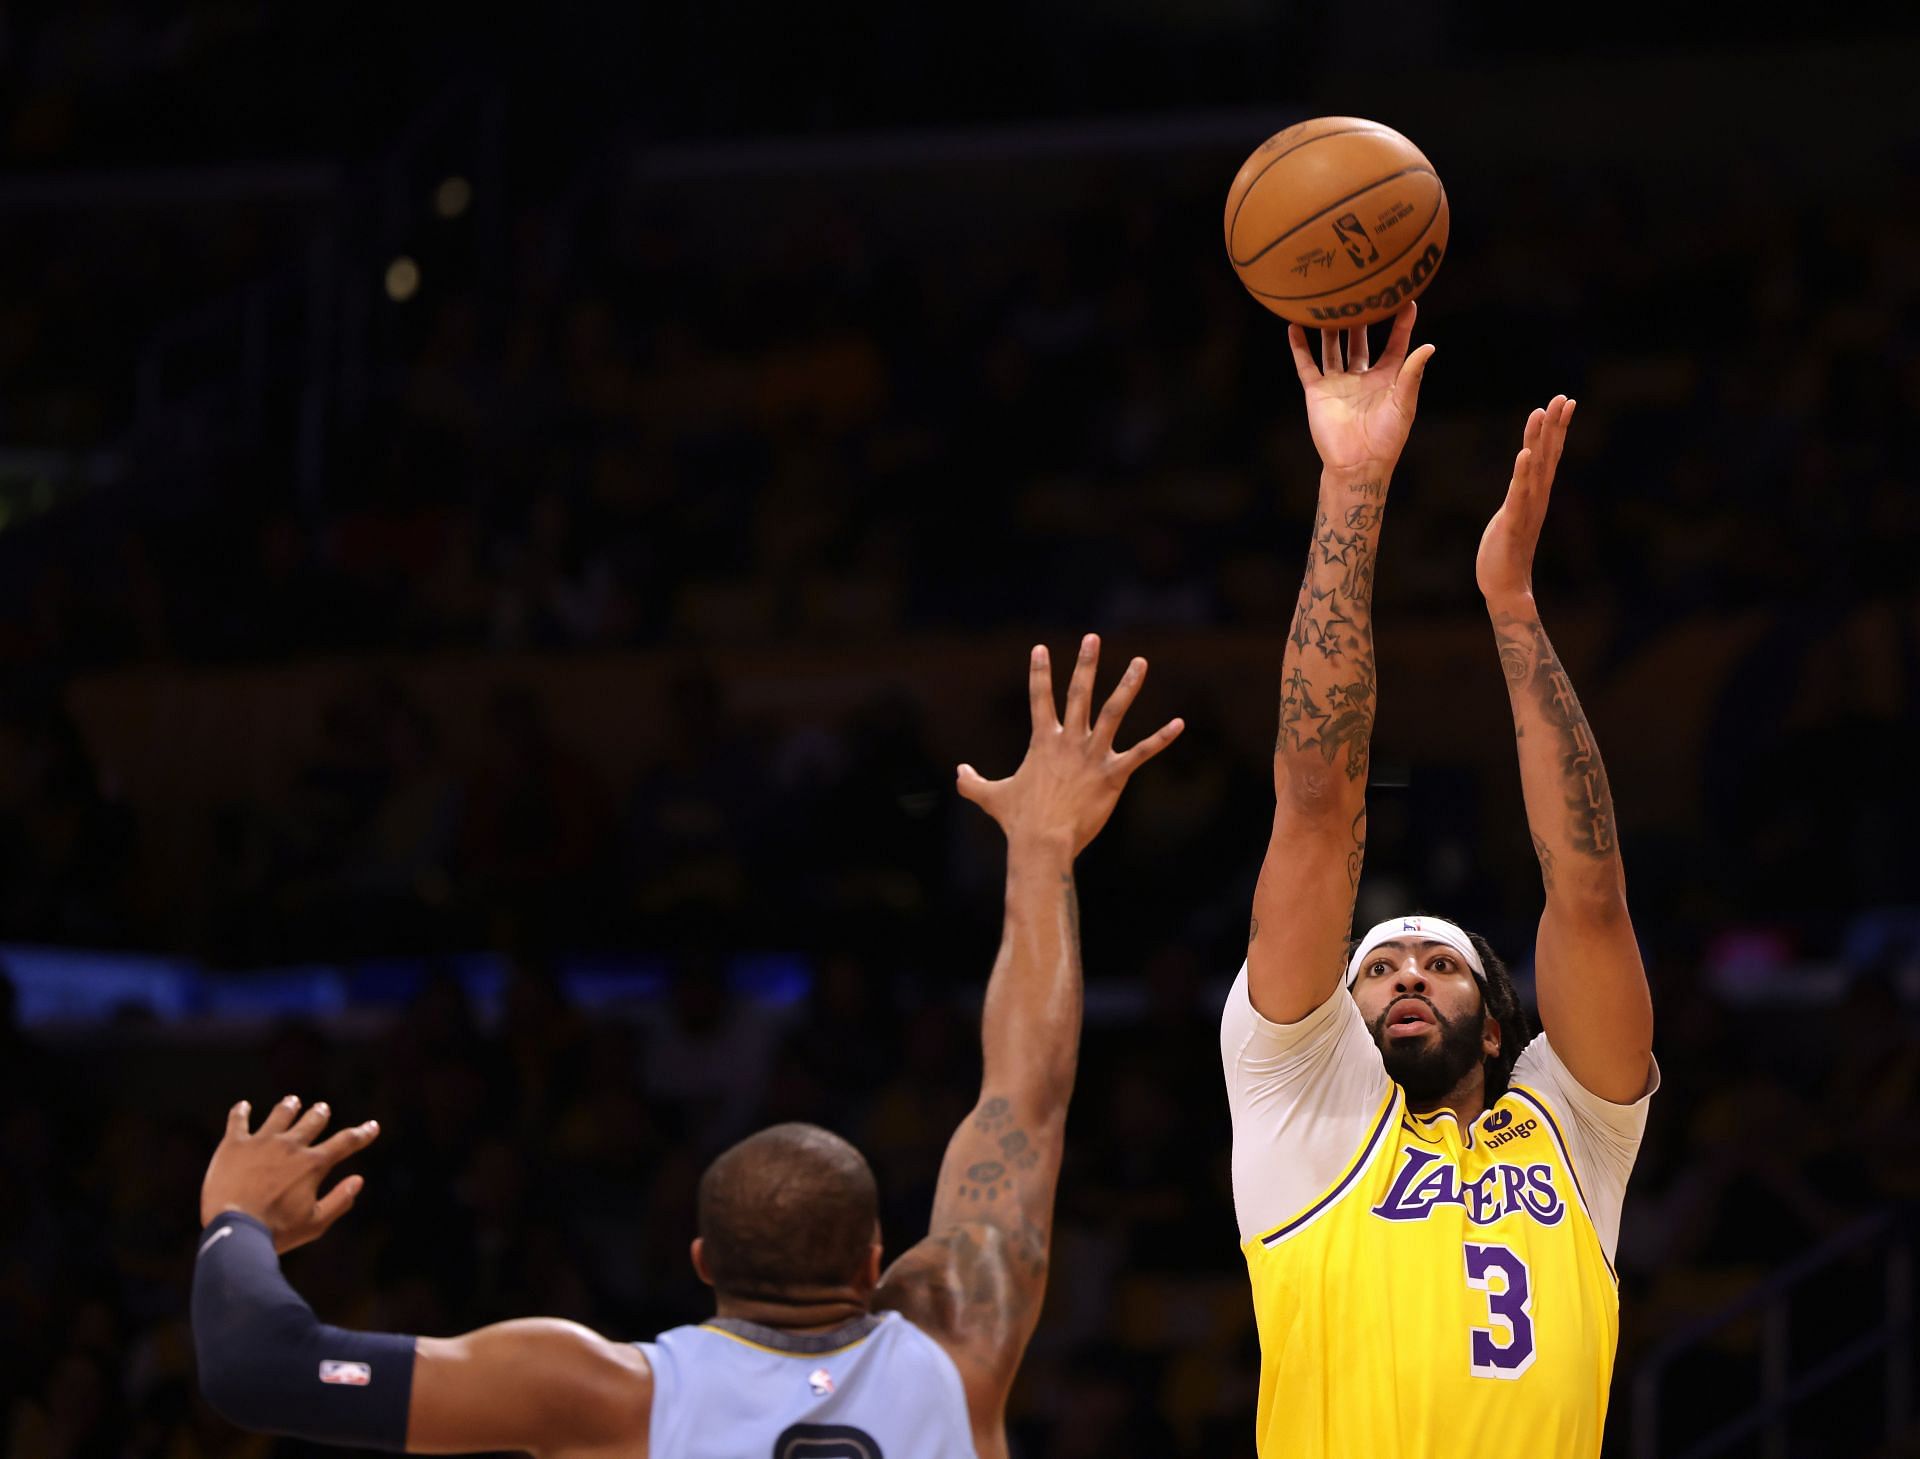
{"left": 200, "top": 1096, "right": 381, "bottom": 1254}
{"left": 1477, "top": 395, "right": 1576, "bottom": 604}
{"left": 1288, "top": 301, "right": 1435, "bottom": 474}
{"left": 958, "top": 635, "right": 1184, "bottom": 856}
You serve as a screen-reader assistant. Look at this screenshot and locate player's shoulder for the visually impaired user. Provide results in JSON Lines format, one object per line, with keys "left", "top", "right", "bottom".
{"left": 1506, "top": 1030, "right": 1659, "bottom": 1164}
{"left": 492, "top": 1319, "right": 653, "bottom": 1440}
{"left": 1506, "top": 1032, "right": 1582, "bottom": 1117}
{"left": 1507, "top": 1030, "right": 1553, "bottom": 1089}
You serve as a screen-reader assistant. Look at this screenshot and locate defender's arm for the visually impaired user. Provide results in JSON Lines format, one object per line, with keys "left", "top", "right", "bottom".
{"left": 875, "top": 638, "right": 1181, "bottom": 1448}
{"left": 192, "top": 1099, "right": 652, "bottom": 1457}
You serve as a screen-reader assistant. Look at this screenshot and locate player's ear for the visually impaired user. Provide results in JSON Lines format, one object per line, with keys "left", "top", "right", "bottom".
{"left": 690, "top": 1237, "right": 715, "bottom": 1288}
{"left": 862, "top": 1236, "right": 884, "bottom": 1292}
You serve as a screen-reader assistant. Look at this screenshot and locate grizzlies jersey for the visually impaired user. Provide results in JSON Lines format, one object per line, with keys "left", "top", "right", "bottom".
{"left": 640, "top": 1310, "right": 976, "bottom": 1459}
{"left": 1222, "top": 968, "right": 1657, "bottom": 1459}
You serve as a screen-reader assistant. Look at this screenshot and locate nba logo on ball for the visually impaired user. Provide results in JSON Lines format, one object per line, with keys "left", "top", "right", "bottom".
{"left": 808, "top": 1368, "right": 835, "bottom": 1397}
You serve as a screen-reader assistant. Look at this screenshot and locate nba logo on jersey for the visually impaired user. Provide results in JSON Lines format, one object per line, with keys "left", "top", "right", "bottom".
{"left": 808, "top": 1368, "right": 835, "bottom": 1397}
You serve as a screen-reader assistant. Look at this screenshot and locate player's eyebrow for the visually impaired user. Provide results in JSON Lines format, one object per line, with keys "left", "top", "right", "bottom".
{"left": 1363, "top": 939, "right": 1452, "bottom": 956}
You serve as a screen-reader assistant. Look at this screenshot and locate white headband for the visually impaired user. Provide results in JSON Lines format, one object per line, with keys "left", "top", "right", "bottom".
{"left": 1346, "top": 915, "right": 1486, "bottom": 987}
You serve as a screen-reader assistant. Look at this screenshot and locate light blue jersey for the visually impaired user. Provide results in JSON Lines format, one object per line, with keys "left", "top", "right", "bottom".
{"left": 640, "top": 1310, "right": 976, "bottom": 1459}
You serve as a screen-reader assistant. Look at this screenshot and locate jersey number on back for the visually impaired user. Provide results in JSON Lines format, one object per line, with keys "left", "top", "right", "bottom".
{"left": 773, "top": 1423, "right": 884, "bottom": 1458}
{"left": 1463, "top": 1243, "right": 1535, "bottom": 1379}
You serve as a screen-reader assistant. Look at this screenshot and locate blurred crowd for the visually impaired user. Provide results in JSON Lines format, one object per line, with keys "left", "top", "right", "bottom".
{"left": 0, "top": 145, "right": 1914, "bottom": 971}
{"left": 14, "top": 156, "right": 1920, "bottom": 657}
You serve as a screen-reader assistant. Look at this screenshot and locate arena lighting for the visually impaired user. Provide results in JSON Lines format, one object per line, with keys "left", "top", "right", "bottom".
{"left": 433, "top": 175, "right": 471, "bottom": 219}
{"left": 384, "top": 255, "right": 421, "bottom": 301}
{"left": 0, "top": 946, "right": 811, "bottom": 1029}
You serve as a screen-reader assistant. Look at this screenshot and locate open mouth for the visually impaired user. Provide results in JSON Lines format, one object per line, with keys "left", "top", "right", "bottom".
{"left": 1385, "top": 998, "right": 1437, "bottom": 1038}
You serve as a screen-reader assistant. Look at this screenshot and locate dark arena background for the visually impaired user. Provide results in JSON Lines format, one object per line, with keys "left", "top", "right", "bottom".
{"left": 3, "top": 5, "right": 1920, "bottom": 1456}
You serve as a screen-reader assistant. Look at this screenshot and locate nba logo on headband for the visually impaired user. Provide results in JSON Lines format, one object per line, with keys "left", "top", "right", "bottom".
{"left": 1346, "top": 915, "right": 1487, "bottom": 987}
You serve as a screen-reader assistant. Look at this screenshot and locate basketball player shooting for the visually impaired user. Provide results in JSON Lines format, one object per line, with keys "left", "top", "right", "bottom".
{"left": 190, "top": 638, "right": 1181, "bottom": 1459}
{"left": 1223, "top": 302, "right": 1658, "bottom": 1457}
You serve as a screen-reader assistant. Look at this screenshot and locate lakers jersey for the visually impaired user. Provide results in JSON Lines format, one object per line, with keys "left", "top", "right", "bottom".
{"left": 640, "top": 1310, "right": 976, "bottom": 1459}
{"left": 1221, "top": 967, "right": 1657, "bottom": 1459}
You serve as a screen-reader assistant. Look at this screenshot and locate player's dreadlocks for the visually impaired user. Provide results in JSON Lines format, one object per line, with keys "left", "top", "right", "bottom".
{"left": 1458, "top": 927, "right": 1532, "bottom": 1102}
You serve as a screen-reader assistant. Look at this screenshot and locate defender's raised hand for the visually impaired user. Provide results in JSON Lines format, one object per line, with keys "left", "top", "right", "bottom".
{"left": 200, "top": 1096, "right": 381, "bottom": 1253}
{"left": 1287, "top": 300, "right": 1436, "bottom": 474}
{"left": 957, "top": 635, "right": 1184, "bottom": 855}
{"left": 1477, "top": 395, "right": 1576, "bottom": 605}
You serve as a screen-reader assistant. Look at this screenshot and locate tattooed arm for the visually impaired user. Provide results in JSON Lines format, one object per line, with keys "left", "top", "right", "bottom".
{"left": 1249, "top": 303, "right": 1435, "bottom": 1022}
{"left": 1478, "top": 396, "right": 1653, "bottom": 1102}
{"left": 875, "top": 636, "right": 1181, "bottom": 1458}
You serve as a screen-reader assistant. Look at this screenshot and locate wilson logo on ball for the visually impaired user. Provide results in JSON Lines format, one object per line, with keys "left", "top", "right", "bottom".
{"left": 1305, "top": 241, "right": 1445, "bottom": 322}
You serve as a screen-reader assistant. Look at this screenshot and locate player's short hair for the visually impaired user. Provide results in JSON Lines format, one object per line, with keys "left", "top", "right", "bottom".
{"left": 1346, "top": 917, "right": 1533, "bottom": 1100}
{"left": 696, "top": 1123, "right": 879, "bottom": 1300}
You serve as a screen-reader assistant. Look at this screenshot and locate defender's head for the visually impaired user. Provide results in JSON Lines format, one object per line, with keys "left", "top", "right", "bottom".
{"left": 1346, "top": 915, "right": 1530, "bottom": 1108}
{"left": 692, "top": 1123, "right": 883, "bottom": 1307}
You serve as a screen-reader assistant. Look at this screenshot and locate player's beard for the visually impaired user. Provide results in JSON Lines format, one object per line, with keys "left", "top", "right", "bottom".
{"left": 1369, "top": 996, "right": 1486, "bottom": 1105}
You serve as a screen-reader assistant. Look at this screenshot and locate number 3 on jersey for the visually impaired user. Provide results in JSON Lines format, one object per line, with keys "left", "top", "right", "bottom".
{"left": 1463, "top": 1243, "right": 1535, "bottom": 1379}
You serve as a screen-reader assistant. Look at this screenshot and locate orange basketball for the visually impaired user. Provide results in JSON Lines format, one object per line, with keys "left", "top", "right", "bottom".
{"left": 1223, "top": 117, "right": 1449, "bottom": 328}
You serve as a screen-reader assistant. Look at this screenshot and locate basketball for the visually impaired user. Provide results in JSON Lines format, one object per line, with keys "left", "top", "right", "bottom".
{"left": 1223, "top": 116, "right": 1449, "bottom": 328}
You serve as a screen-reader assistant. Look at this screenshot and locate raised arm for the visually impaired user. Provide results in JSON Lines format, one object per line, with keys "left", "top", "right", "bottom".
{"left": 192, "top": 1097, "right": 651, "bottom": 1457}
{"left": 874, "top": 636, "right": 1181, "bottom": 1449}
{"left": 1249, "top": 304, "right": 1434, "bottom": 1022}
{"left": 1476, "top": 397, "right": 1654, "bottom": 1102}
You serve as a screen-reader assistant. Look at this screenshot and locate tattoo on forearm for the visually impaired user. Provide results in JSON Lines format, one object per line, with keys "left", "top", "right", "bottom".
{"left": 1347, "top": 806, "right": 1368, "bottom": 890}
{"left": 906, "top": 1104, "right": 1052, "bottom": 1329}
{"left": 973, "top": 1097, "right": 1011, "bottom": 1133}
{"left": 1497, "top": 634, "right": 1531, "bottom": 686}
{"left": 1558, "top": 713, "right": 1616, "bottom": 854}
{"left": 1532, "top": 832, "right": 1556, "bottom": 891}
{"left": 918, "top": 1226, "right": 1001, "bottom": 1309}
{"left": 998, "top": 1129, "right": 1039, "bottom": 1170}
{"left": 1010, "top": 1212, "right": 1048, "bottom": 1280}
{"left": 962, "top": 1103, "right": 1047, "bottom": 1204}
{"left": 1314, "top": 517, "right": 1352, "bottom": 567}
{"left": 1249, "top": 915, "right": 1260, "bottom": 946}
{"left": 884, "top": 1204, "right": 1047, "bottom": 1329}
{"left": 1277, "top": 502, "right": 1382, "bottom": 782}
{"left": 931, "top": 1211, "right": 1046, "bottom": 1293}
{"left": 1495, "top": 614, "right": 1619, "bottom": 858}
{"left": 959, "top": 1160, "right": 1014, "bottom": 1202}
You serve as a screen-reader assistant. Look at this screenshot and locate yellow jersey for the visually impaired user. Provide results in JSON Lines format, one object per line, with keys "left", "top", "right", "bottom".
{"left": 1222, "top": 970, "right": 1657, "bottom": 1459}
